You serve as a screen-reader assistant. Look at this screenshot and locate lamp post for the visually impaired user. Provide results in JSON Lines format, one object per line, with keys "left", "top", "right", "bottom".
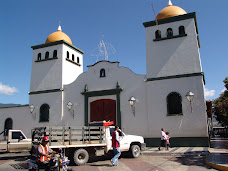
{"left": 29, "top": 104, "right": 36, "bottom": 119}
{"left": 186, "top": 91, "right": 194, "bottom": 113}
{"left": 129, "top": 96, "right": 136, "bottom": 116}
{"left": 67, "top": 101, "right": 74, "bottom": 119}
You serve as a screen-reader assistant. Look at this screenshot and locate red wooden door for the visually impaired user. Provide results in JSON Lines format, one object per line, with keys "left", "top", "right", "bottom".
{"left": 90, "top": 99, "right": 116, "bottom": 125}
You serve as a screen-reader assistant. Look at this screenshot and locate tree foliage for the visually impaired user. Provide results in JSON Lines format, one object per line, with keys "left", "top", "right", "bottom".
{"left": 213, "top": 77, "right": 228, "bottom": 127}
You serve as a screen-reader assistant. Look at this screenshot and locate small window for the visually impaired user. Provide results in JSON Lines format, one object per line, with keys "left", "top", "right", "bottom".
{"left": 167, "top": 28, "right": 173, "bottom": 37}
{"left": 12, "top": 132, "right": 25, "bottom": 139}
{"left": 155, "top": 30, "right": 161, "bottom": 39}
{"left": 40, "top": 104, "right": 50, "bottom": 122}
{"left": 37, "top": 53, "right": 41, "bottom": 60}
{"left": 100, "top": 69, "right": 106, "bottom": 77}
{"left": 53, "top": 50, "right": 57, "bottom": 58}
{"left": 179, "top": 26, "right": 185, "bottom": 35}
{"left": 167, "top": 92, "right": 182, "bottom": 115}
{"left": 67, "top": 51, "right": 69, "bottom": 59}
{"left": 77, "top": 57, "right": 80, "bottom": 63}
{"left": 72, "top": 54, "right": 75, "bottom": 61}
{"left": 45, "top": 51, "right": 49, "bottom": 59}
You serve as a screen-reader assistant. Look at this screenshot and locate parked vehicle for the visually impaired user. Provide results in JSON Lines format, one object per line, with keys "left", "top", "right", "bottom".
{"left": 0, "top": 130, "right": 31, "bottom": 152}
{"left": 31, "top": 121, "right": 146, "bottom": 166}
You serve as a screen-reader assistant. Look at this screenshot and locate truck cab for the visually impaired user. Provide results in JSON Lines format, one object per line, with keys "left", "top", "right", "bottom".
{"left": 0, "top": 130, "right": 31, "bottom": 152}
{"left": 105, "top": 126, "right": 146, "bottom": 157}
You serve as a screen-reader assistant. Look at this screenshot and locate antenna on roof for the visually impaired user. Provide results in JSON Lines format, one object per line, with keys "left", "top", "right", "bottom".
{"left": 91, "top": 36, "right": 116, "bottom": 62}
{"left": 152, "top": 4, "right": 159, "bottom": 30}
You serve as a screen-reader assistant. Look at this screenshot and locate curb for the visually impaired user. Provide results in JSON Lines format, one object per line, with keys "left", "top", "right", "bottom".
{"left": 141, "top": 151, "right": 209, "bottom": 156}
{"left": 205, "top": 159, "right": 228, "bottom": 171}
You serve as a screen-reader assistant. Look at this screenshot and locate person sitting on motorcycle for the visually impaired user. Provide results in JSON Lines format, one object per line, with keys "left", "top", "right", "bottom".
{"left": 37, "top": 136, "right": 58, "bottom": 168}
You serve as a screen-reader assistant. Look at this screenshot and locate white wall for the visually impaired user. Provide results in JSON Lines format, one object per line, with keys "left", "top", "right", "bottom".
{"left": 62, "top": 44, "right": 83, "bottom": 85}
{"left": 146, "top": 18, "right": 202, "bottom": 78}
{"left": 146, "top": 76, "right": 208, "bottom": 138}
{"left": 0, "top": 106, "right": 34, "bottom": 138}
{"left": 30, "top": 44, "right": 63, "bottom": 92}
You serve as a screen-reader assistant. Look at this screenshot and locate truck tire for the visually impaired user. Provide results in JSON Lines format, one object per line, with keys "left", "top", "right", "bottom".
{"left": 73, "top": 149, "right": 89, "bottom": 165}
{"left": 130, "top": 145, "right": 140, "bottom": 158}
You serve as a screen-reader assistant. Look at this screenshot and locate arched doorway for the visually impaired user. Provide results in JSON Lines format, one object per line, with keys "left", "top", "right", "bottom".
{"left": 90, "top": 99, "right": 116, "bottom": 125}
{"left": 4, "top": 118, "right": 13, "bottom": 136}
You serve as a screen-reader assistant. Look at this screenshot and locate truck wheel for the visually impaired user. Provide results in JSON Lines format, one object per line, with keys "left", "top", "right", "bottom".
{"left": 130, "top": 145, "right": 140, "bottom": 158}
{"left": 73, "top": 149, "right": 89, "bottom": 165}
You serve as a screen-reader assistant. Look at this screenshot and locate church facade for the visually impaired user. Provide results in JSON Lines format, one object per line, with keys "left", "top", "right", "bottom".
{"left": 0, "top": 2, "right": 209, "bottom": 147}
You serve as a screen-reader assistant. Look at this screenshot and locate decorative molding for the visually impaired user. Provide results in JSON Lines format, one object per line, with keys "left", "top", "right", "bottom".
{"left": 0, "top": 104, "right": 29, "bottom": 109}
{"left": 153, "top": 34, "right": 187, "bottom": 42}
{"left": 143, "top": 12, "right": 198, "bottom": 34}
{"left": 146, "top": 72, "right": 205, "bottom": 84}
{"left": 66, "top": 58, "right": 81, "bottom": 66}
{"left": 35, "top": 57, "right": 58, "bottom": 62}
{"left": 87, "top": 60, "right": 119, "bottom": 67}
{"left": 29, "top": 88, "right": 63, "bottom": 95}
{"left": 81, "top": 84, "right": 123, "bottom": 127}
{"left": 31, "top": 40, "right": 84, "bottom": 54}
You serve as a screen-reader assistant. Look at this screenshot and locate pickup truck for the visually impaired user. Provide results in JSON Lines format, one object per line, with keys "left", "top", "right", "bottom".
{"left": 31, "top": 121, "right": 146, "bottom": 165}
{"left": 0, "top": 130, "right": 32, "bottom": 152}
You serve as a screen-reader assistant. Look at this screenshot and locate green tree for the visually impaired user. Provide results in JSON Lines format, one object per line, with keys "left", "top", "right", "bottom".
{"left": 213, "top": 77, "right": 228, "bottom": 128}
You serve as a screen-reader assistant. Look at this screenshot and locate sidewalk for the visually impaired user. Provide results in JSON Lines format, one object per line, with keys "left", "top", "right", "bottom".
{"left": 141, "top": 147, "right": 209, "bottom": 156}
{"left": 141, "top": 137, "right": 228, "bottom": 170}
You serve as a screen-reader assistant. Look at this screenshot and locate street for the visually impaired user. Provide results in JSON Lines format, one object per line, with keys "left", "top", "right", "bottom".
{"left": 0, "top": 152, "right": 216, "bottom": 171}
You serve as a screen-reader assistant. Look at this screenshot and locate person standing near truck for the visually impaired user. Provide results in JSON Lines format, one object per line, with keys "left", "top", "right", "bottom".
{"left": 110, "top": 125, "right": 121, "bottom": 166}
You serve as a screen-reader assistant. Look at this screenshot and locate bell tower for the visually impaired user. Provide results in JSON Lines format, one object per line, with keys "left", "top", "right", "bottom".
{"left": 30, "top": 26, "right": 84, "bottom": 93}
{"left": 29, "top": 26, "right": 84, "bottom": 124}
{"left": 144, "top": 1, "right": 202, "bottom": 79}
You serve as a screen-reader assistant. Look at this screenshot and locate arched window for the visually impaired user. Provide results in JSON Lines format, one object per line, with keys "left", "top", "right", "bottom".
{"left": 100, "top": 69, "right": 106, "bottom": 77}
{"left": 167, "top": 28, "right": 173, "bottom": 37}
{"left": 40, "top": 104, "right": 50, "bottom": 122}
{"left": 179, "top": 26, "right": 185, "bottom": 35}
{"left": 155, "top": 30, "right": 161, "bottom": 39}
{"left": 45, "top": 51, "right": 49, "bottom": 59}
{"left": 67, "top": 51, "right": 69, "bottom": 59}
{"left": 72, "top": 54, "right": 75, "bottom": 61}
{"left": 167, "top": 92, "right": 182, "bottom": 115}
{"left": 77, "top": 57, "right": 80, "bottom": 63}
{"left": 37, "top": 53, "right": 41, "bottom": 60}
{"left": 53, "top": 50, "right": 57, "bottom": 58}
{"left": 4, "top": 118, "right": 13, "bottom": 137}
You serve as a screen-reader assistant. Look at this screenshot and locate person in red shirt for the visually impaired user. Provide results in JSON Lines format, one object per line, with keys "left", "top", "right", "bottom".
{"left": 110, "top": 125, "right": 121, "bottom": 166}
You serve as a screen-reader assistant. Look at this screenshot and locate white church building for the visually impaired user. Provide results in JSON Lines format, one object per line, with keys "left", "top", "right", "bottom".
{"left": 0, "top": 1, "right": 209, "bottom": 147}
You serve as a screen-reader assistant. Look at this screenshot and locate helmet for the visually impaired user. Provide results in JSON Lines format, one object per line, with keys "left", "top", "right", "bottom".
{"left": 42, "top": 136, "right": 49, "bottom": 142}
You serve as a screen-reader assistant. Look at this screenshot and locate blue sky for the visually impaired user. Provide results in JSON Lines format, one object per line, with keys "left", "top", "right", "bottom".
{"left": 0, "top": 0, "right": 227, "bottom": 105}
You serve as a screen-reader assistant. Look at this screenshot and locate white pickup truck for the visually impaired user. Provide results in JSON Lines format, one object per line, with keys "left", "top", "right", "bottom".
{"left": 31, "top": 121, "right": 146, "bottom": 165}
{"left": 0, "top": 130, "right": 32, "bottom": 152}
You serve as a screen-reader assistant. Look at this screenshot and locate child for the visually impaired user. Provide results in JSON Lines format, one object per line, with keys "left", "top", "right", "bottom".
{"left": 165, "top": 132, "right": 170, "bottom": 150}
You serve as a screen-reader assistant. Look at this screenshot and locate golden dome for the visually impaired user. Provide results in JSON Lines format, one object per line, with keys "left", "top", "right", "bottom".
{"left": 156, "top": 4, "right": 187, "bottom": 20}
{"left": 45, "top": 26, "right": 72, "bottom": 44}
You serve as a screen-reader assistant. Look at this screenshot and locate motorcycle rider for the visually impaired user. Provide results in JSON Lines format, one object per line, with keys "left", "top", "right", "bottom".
{"left": 37, "top": 136, "right": 58, "bottom": 170}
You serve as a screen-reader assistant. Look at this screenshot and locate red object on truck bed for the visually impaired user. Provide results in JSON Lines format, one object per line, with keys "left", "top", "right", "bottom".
{"left": 89, "top": 121, "right": 114, "bottom": 127}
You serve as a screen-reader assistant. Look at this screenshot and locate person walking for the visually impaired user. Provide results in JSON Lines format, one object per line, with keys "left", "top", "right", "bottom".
{"left": 165, "top": 132, "right": 170, "bottom": 150}
{"left": 110, "top": 125, "right": 121, "bottom": 166}
{"left": 158, "top": 128, "right": 167, "bottom": 150}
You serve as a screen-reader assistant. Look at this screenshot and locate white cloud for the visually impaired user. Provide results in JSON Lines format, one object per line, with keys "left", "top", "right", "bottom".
{"left": 221, "top": 88, "right": 227, "bottom": 93}
{"left": 204, "top": 88, "right": 215, "bottom": 98}
{"left": 0, "top": 82, "right": 18, "bottom": 95}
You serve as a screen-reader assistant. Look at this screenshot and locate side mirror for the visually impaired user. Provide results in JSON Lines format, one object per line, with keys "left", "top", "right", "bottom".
{"left": 18, "top": 136, "right": 23, "bottom": 142}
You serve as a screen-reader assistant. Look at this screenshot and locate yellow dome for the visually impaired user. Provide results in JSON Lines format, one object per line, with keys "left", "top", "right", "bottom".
{"left": 45, "top": 26, "right": 72, "bottom": 44}
{"left": 156, "top": 5, "right": 187, "bottom": 20}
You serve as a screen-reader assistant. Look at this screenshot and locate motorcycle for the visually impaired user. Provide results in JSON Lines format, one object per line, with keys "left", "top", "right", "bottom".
{"left": 26, "top": 148, "right": 72, "bottom": 171}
